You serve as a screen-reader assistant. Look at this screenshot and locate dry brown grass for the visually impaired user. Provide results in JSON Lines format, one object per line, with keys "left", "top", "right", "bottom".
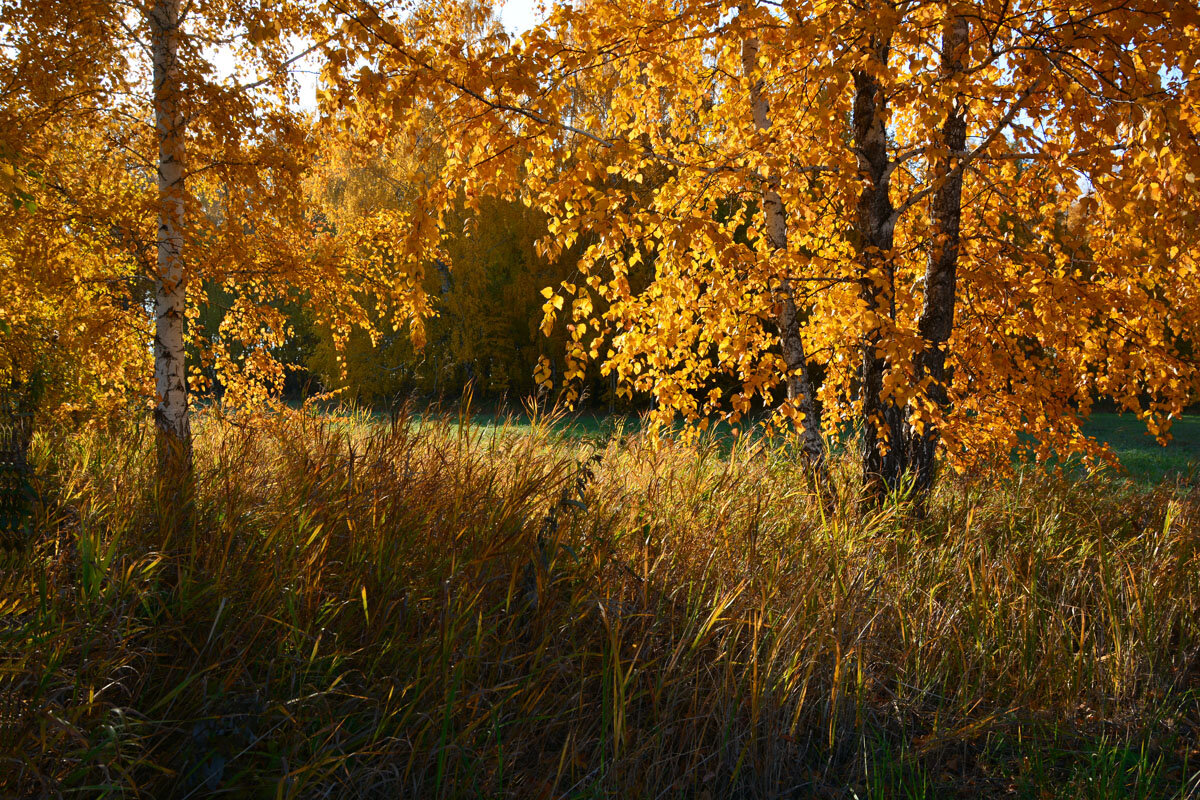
{"left": 5, "top": 407, "right": 1200, "bottom": 798}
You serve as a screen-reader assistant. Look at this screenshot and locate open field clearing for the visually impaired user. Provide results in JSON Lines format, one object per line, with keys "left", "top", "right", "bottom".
{"left": 422, "top": 410, "right": 1200, "bottom": 485}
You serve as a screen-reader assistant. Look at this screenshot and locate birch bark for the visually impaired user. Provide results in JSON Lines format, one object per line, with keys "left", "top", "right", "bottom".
{"left": 852, "top": 33, "right": 906, "bottom": 501}
{"left": 150, "top": 0, "right": 191, "bottom": 502}
{"left": 907, "top": 13, "right": 969, "bottom": 498}
{"left": 740, "top": 15, "right": 826, "bottom": 472}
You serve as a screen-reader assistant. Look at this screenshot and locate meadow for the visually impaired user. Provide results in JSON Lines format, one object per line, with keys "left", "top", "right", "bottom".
{"left": 5, "top": 408, "right": 1200, "bottom": 798}
{"left": 455, "top": 410, "right": 1200, "bottom": 485}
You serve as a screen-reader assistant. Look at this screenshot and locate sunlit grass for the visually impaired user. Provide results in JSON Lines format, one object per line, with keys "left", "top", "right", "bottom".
{"left": 422, "top": 407, "right": 1200, "bottom": 484}
{"left": 1083, "top": 413, "right": 1200, "bottom": 485}
{"left": 7, "top": 407, "right": 1200, "bottom": 797}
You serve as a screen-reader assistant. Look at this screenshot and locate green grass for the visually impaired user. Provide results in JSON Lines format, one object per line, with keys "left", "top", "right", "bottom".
{"left": 1083, "top": 413, "right": 1200, "bottom": 484}
{"left": 435, "top": 408, "right": 1200, "bottom": 485}
{"left": 7, "top": 409, "right": 1200, "bottom": 797}
{"left": 426, "top": 408, "right": 631, "bottom": 441}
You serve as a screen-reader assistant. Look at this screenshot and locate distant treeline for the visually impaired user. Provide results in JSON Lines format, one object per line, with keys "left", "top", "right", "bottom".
{"left": 192, "top": 196, "right": 633, "bottom": 412}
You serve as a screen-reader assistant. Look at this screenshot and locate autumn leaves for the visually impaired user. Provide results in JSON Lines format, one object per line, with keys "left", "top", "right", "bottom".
{"left": 4, "top": 0, "right": 1199, "bottom": 501}
{"left": 329, "top": 0, "right": 1198, "bottom": 496}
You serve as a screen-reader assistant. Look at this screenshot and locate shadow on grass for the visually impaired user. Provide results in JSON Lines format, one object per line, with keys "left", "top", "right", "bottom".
{"left": 10, "top": 408, "right": 1200, "bottom": 798}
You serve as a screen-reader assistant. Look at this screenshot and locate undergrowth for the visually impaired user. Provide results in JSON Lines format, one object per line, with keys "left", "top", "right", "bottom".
{"left": 5, "top": 408, "right": 1200, "bottom": 798}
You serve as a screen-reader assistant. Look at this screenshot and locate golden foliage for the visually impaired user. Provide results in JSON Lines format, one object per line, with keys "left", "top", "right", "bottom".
{"left": 327, "top": 0, "right": 1200, "bottom": 472}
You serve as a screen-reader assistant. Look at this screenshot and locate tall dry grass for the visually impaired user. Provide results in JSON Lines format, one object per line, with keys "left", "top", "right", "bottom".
{"left": 6, "top": 408, "right": 1200, "bottom": 798}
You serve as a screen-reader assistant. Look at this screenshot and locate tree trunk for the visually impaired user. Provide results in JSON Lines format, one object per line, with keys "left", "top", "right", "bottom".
{"left": 906, "top": 13, "right": 969, "bottom": 499}
{"left": 150, "top": 0, "right": 191, "bottom": 514}
{"left": 741, "top": 15, "right": 826, "bottom": 473}
{"left": 852, "top": 33, "right": 905, "bottom": 502}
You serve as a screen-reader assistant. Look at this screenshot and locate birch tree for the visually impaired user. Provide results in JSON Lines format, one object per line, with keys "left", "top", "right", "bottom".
{"left": 1, "top": 1, "right": 433, "bottom": 511}
{"left": 904, "top": 12, "right": 968, "bottom": 498}
{"left": 149, "top": 0, "right": 190, "bottom": 500}
{"left": 740, "top": 4, "right": 825, "bottom": 471}
{"left": 328, "top": 0, "right": 1200, "bottom": 496}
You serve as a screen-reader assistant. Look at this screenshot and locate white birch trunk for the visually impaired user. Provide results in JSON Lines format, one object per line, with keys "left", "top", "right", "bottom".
{"left": 740, "top": 14, "right": 826, "bottom": 473}
{"left": 150, "top": 0, "right": 191, "bottom": 497}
